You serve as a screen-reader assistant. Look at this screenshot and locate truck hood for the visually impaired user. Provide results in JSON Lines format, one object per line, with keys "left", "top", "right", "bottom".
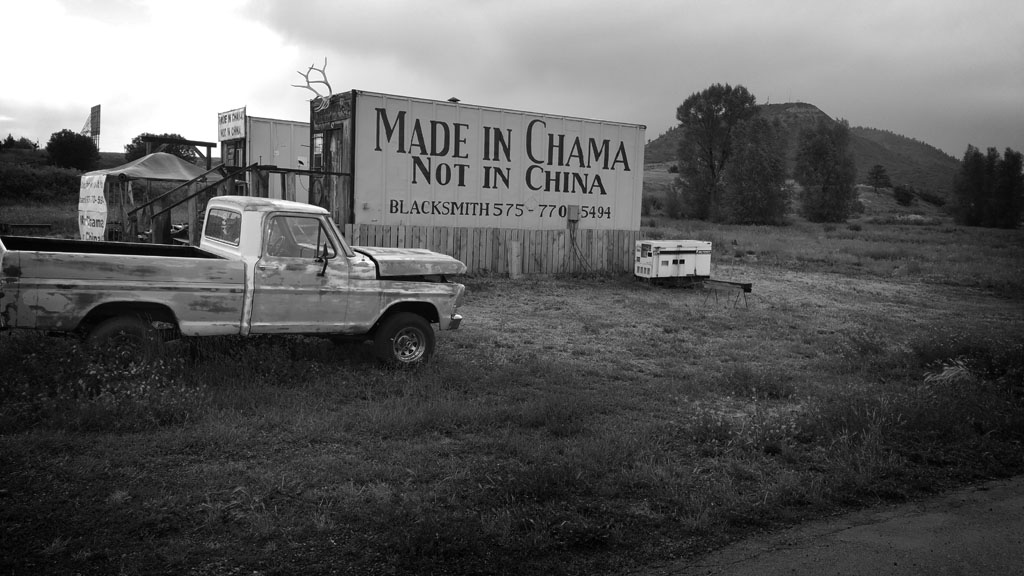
{"left": 353, "top": 246, "right": 467, "bottom": 277}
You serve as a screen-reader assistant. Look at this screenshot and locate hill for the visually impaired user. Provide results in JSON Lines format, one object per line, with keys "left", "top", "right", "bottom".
{"left": 0, "top": 149, "right": 125, "bottom": 170}
{"left": 848, "top": 126, "right": 959, "bottom": 195}
{"left": 645, "top": 102, "right": 960, "bottom": 198}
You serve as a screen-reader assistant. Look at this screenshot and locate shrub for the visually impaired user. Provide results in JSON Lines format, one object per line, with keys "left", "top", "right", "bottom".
{"left": 893, "top": 184, "right": 916, "bottom": 206}
{"left": 915, "top": 189, "right": 946, "bottom": 207}
{"left": 1, "top": 134, "right": 38, "bottom": 150}
{"left": 850, "top": 198, "right": 865, "bottom": 215}
{"left": 664, "top": 182, "right": 686, "bottom": 219}
{"left": 0, "top": 162, "right": 81, "bottom": 203}
{"left": 641, "top": 195, "right": 662, "bottom": 216}
{"left": 865, "top": 214, "right": 938, "bottom": 226}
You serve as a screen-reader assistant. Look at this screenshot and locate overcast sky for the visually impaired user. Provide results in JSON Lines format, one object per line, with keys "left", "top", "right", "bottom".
{"left": 2, "top": 0, "right": 1021, "bottom": 159}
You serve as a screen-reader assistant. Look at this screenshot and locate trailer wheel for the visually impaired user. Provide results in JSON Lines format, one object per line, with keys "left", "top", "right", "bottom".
{"left": 373, "top": 312, "right": 434, "bottom": 367}
{"left": 87, "top": 315, "right": 164, "bottom": 367}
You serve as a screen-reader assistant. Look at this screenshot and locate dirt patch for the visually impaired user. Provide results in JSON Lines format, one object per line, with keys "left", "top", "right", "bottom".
{"left": 632, "top": 475, "right": 1024, "bottom": 576}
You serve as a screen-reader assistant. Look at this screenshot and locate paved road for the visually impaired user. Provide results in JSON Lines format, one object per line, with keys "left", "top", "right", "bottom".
{"left": 626, "top": 475, "right": 1024, "bottom": 576}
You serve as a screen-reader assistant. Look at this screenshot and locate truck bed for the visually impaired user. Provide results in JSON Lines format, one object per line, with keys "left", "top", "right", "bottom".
{"left": 0, "top": 235, "right": 222, "bottom": 259}
{"left": 1, "top": 235, "right": 245, "bottom": 334}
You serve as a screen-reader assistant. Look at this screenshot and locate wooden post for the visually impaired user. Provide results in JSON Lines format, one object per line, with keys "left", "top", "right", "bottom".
{"left": 283, "top": 173, "right": 296, "bottom": 201}
{"left": 508, "top": 241, "right": 522, "bottom": 279}
{"left": 151, "top": 209, "right": 171, "bottom": 244}
{"left": 252, "top": 170, "right": 269, "bottom": 198}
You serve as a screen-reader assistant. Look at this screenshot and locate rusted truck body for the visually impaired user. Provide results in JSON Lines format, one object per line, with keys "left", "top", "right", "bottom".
{"left": 0, "top": 196, "right": 466, "bottom": 365}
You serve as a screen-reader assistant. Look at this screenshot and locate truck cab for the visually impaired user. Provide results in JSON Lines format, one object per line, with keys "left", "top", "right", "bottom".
{"left": 201, "top": 196, "right": 467, "bottom": 362}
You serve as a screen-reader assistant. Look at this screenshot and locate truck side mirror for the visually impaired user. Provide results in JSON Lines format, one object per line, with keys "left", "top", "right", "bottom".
{"left": 316, "top": 241, "right": 331, "bottom": 276}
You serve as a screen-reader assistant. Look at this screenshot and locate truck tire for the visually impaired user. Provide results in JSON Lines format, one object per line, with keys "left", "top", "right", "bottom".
{"left": 373, "top": 312, "right": 435, "bottom": 367}
{"left": 87, "top": 315, "right": 164, "bottom": 367}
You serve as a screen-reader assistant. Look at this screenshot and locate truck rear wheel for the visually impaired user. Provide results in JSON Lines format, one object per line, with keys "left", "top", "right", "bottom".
{"left": 373, "top": 312, "right": 434, "bottom": 367}
{"left": 87, "top": 315, "right": 164, "bottom": 367}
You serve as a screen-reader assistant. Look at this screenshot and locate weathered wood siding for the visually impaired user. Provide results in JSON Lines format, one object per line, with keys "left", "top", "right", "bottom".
{"left": 345, "top": 224, "right": 639, "bottom": 275}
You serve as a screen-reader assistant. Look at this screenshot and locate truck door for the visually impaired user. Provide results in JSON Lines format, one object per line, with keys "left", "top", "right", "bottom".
{"left": 250, "top": 214, "right": 351, "bottom": 333}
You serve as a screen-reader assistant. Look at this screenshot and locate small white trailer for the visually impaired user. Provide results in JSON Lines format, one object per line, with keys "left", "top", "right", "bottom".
{"left": 634, "top": 240, "right": 712, "bottom": 280}
{"left": 634, "top": 239, "right": 752, "bottom": 303}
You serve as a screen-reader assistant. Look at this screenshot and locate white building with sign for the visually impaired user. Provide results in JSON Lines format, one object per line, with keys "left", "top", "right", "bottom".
{"left": 218, "top": 107, "right": 311, "bottom": 203}
{"left": 309, "top": 90, "right": 645, "bottom": 274}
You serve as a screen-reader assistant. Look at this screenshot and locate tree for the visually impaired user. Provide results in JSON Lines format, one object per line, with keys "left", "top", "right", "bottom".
{"left": 124, "top": 132, "right": 198, "bottom": 163}
{"left": 867, "top": 164, "right": 892, "bottom": 192}
{"left": 718, "top": 116, "right": 789, "bottom": 224}
{"left": 45, "top": 129, "right": 99, "bottom": 170}
{"left": 953, "top": 145, "right": 1023, "bottom": 228}
{"left": 1, "top": 134, "right": 38, "bottom": 151}
{"left": 675, "top": 83, "right": 758, "bottom": 220}
{"left": 793, "top": 119, "right": 858, "bottom": 222}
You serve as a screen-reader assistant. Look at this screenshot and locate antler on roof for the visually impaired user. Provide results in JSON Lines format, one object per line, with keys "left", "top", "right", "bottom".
{"left": 293, "top": 58, "right": 332, "bottom": 111}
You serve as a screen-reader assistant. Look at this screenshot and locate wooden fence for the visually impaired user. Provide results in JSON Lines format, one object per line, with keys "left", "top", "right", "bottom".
{"left": 345, "top": 224, "right": 640, "bottom": 275}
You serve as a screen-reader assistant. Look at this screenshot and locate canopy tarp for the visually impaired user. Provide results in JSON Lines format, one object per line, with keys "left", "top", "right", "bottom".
{"left": 83, "top": 151, "right": 209, "bottom": 181}
{"left": 78, "top": 153, "right": 220, "bottom": 241}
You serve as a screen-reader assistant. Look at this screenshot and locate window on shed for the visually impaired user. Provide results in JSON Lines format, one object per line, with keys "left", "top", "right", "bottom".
{"left": 312, "top": 133, "right": 324, "bottom": 171}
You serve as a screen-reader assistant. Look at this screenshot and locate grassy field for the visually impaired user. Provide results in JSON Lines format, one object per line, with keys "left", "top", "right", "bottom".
{"left": 1, "top": 188, "right": 1023, "bottom": 575}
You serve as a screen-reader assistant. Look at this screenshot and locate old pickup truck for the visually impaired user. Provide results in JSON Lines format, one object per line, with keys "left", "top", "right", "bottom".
{"left": 0, "top": 196, "right": 466, "bottom": 365}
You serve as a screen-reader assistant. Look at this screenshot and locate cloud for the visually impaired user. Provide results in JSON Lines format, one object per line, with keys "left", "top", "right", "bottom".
{"left": 1, "top": 0, "right": 1020, "bottom": 156}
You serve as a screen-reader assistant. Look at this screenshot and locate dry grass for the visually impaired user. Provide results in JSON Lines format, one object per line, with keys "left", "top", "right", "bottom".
{"left": 0, "top": 202, "right": 80, "bottom": 237}
{"left": 1, "top": 194, "right": 1023, "bottom": 575}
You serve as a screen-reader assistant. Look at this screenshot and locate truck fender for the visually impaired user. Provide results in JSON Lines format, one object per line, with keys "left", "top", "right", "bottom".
{"left": 78, "top": 302, "right": 180, "bottom": 340}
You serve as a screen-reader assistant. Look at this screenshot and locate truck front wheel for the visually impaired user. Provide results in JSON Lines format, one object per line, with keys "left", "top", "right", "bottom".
{"left": 87, "top": 315, "right": 164, "bottom": 367}
{"left": 373, "top": 312, "right": 435, "bottom": 367}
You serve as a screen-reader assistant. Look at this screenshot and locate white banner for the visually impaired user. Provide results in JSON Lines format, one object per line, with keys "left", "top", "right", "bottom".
{"left": 78, "top": 174, "right": 107, "bottom": 240}
{"left": 218, "top": 106, "right": 246, "bottom": 141}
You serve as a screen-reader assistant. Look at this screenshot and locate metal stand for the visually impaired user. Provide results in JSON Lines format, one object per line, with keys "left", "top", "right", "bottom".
{"left": 634, "top": 275, "right": 753, "bottom": 308}
{"left": 700, "top": 279, "right": 752, "bottom": 308}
